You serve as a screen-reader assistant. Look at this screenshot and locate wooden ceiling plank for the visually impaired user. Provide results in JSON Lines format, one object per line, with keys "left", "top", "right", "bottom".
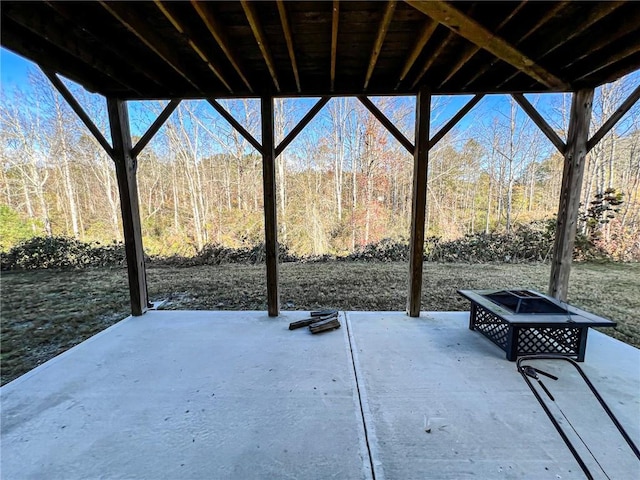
{"left": 131, "top": 99, "right": 181, "bottom": 158}
{"left": 358, "top": 96, "right": 414, "bottom": 154}
{"left": 154, "top": 1, "right": 233, "bottom": 93}
{"left": 276, "top": 0, "right": 301, "bottom": 93}
{"left": 41, "top": 68, "right": 115, "bottom": 160}
{"left": 428, "top": 94, "right": 484, "bottom": 149}
{"left": 364, "top": 1, "right": 397, "bottom": 90}
{"left": 275, "top": 96, "right": 330, "bottom": 157}
{"left": 207, "top": 99, "right": 263, "bottom": 154}
{"left": 575, "top": 41, "right": 640, "bottom": 82}
{"left": 99, "top": 1, "right": 204, "bottom": 94}
{"left": 241, "top": 0, "right": 280, "bottom": 92}
{"left": 5, "top": 4, "right": 144, "bottom": 96}
{"left": 438, "top": 1, "right": 528, "bottom": 89}
{"left": 44, "top": 1, "right": 172, "bottom": 93}
{"left": 512, "top": 94, "right": 566, "bottom": 154}
{"left": 331, "top": 1, "right": 339, "bottom": 92}
{"left": 395, "top": 18, "right": 437, "bottom": 90}
{"left": 410, "top": 29, "right": 455, "bottom": 90}
{"left": 462, "top": 1, "right": 570, "bottom": 90}
{"left": 406, "top": 1, "right": 568, "bottom": 90}
{"left": 191, "top": 1, "right": 253, "bottom": 93}
{"left": 498, "top": 1, "right": 624, "bottom": 89}
{"left": 587, "top": 84, "right": 640, "bottom": 153}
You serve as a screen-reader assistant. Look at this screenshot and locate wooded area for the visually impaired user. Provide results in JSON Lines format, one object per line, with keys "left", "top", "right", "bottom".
{"left": 1, "top": 70, "right": 639, "bottom": 260}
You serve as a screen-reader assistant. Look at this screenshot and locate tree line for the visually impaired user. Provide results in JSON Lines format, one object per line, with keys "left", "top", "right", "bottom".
{"left": 1, "top": 69, "right": 639, "bottom": 260}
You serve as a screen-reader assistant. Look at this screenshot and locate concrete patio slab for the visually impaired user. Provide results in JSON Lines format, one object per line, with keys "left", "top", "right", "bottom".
{"left": 1, "top": 311, "right": 370, "bottom": 480}
{"left": 1, "top": 310, "right": 638, "bottom": 479}
{"left": 346, "top": 311, "right": 640, "bottom": 480}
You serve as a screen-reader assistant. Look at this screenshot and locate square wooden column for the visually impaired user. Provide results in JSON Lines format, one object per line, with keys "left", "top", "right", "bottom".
{"left": 262, "top": 95, "right": 280, "bottom": 316}
{"left": 548, "top": 88, "right": 594, "bottom": 301}
{"left": 407, "top": 86, "right": 431, "bottom": 317}
{"left": 107, "top": 97, "right": 149, "bottom": 316}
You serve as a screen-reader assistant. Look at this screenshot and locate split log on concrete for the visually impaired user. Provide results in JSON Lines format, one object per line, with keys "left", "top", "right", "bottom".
{"left": 309, "top": 317, "right": 341, "bottom": 334}
{"left": 310, "top": 309, "right": 338, "bottom": 317}
{"left": 288, "top": 312, "right": 338, "bottom": 330}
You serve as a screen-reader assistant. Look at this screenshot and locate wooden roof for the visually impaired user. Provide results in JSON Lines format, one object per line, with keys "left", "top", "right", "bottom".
{"left": 2, "top": 1, "right": 640, "bottom": 99}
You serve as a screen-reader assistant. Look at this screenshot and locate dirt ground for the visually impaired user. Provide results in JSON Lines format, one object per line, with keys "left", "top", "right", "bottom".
{"left": 2, "top": 261, "right": 638, "bottom": 385}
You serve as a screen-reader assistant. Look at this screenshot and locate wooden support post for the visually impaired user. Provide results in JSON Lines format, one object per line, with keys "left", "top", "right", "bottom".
{"left": 107, "top": 97, "right": 149, "bottom": 316}
{"left": 549, "top": 88, "right": 594, "bottom": 301}
{"left": 262, "top": 95, "right": 280, "bottom": 316}
{"left": 407, "top": 86, "right": 431, "bottom": 317}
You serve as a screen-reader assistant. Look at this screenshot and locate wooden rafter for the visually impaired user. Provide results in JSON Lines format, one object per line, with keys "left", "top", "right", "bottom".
{"left": 563, "top": 8, "right": 640, "bottom": 71}
{"left": 575, "top": 40, "right": 640, "bottom": 83}
{"left": 462, "top": 1, "right": 569, "bottom": 90}
{"left": 154, "top": 1, "right": 233, "bottom": 93}
{"left": 43, "top": 0, "right": 167, "bottom": 92}
{"left": 206, "top": 99, "right": 263, "bottom": 154}
{"left": 131, "top": 99, "right": 181, "bottom": 158}
{"left": 358, "top": 96, "right": 414, "bottom": 154}
{"left": 276, "top": 1, "right": 300, "bottom": 93}
{"left": 364, "top": 1, "right": 397, "bottom": 90}
{"left": 438, "top": 1, "right": 527, "bottom": 89}
{"left": 191, "top": 0, "right": 253, "bottom": 93}
{"left": 41, "top": 68, "right": 115, "bottom": 160}
{"left": 405, "top": 1, "right": 568, "bottom": 90}
{"left": 241, "top": 0, "right": 280, "bottom": 92}
{"left": 395, "top": 19, "right": 437, "bottom": 90}
{"left": 6, "top": 3, "right": 144, "bottom": 96}
{"left": 498, "top": 1, "right": 624, "bottom": 89}
{"left": 275, "top": 97, "right": 330, "bottom": 157}
{"left": 331, "top": 0, "right": 340, "bottom": 91}
{"left": 99, "top": 1, "right": 203, "bottom": 93}
{"left": 587, "top": 84, "right": 640, "bottom": 153}
{"left": 410, "top": 29, "right": 455, "bottom": 89}
{"left": 428, "top": 94, "right": 484, "bottom": 149}
{"left": 512, "top": 94, "right": 565, "bottom": 154}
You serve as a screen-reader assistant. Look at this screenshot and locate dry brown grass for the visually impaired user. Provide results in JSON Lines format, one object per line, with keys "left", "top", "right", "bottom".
{"left": 2, "top": 261, "right": 638, "bottom": 385}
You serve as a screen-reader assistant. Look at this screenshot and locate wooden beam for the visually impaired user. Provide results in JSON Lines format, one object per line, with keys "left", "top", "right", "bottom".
{"left": 41, "top": 68, "right": 114, "bottom": 160}
{"left": 241, "top": 0, "right": 280, "bottom": 92}
{"left": 191, "top": 0, "right": 253, "bottom": 92}
{"left": 131, "top": 99, "right": 181, "bottom": 158}
{"left": 548, "top": 88, "right": 594, "bottom": 302}
{"left": 276, "top": 0, "right": 301, "bottom": 93}
{"left": 261, "top": 96, "right": 280, "bottom": 316}
{"left": 587, "top": 84, "right": 640, "bottom": 153}
{"left": 462, "top": 1, "right": 569, "bottom": 90}
{"left": 207, "top": 99, "right": 263, "bottom": 154}
{"left": 407, "top": 86, "right": 431, "bottom": 317}
{"left": 154, "top": 0, "right": 233, "bottom": 93}
{"left": 428, "top": 94, "right": 484, "bottom": 149}
{"left": 512, "top": 94, "right": 566, "bottom": 154}
{"left": 395, "top": 19, "right": 438, "bottom": 90}
{"left": 107, "top": 97, "right": 150, "bottom": 316}
{"left": 331, "top": 0, "right": 340, "bottom": 91}
{"left": 438, "top": 1, "right": 527, "bottom": 89}
{"left": 275, "top": 97, "right": 330, "bottom": 157}
{"left": 405, "top": 1, "right": 569, "bottom": 90}
{"left": 100, "top": 1, "right": 204, "bottom": 94}
{"left": 358, "top": 96, "right": 414, "bottom": 154}
{"left": 410, "top": 29, "right": 455, "bottom": 89}
{"left": 364, "top": 1, "right": 397, "bottom": 90}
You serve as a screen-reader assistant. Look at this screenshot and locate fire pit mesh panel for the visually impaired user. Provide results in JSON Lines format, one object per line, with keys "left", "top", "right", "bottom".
{"left": 517, "top": 327, "right": 581, "bottom": 356}
{"left": 474, "top": 305, "right": 509, "bottom": 349}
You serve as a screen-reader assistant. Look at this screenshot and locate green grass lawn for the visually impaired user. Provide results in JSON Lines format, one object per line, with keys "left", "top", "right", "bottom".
{"left": 2, "top": 261, "right": 638, "bottom": 385}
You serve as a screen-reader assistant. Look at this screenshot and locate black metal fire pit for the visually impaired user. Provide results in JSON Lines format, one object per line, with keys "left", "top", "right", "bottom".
{"left": 457, "top": 289, "right": 617, "bottom": 361}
